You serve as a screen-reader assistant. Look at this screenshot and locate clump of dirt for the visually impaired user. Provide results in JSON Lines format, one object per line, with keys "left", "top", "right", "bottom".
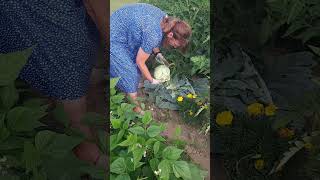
{"left": 140, "top": 90, "right": 210, "bottom": 179}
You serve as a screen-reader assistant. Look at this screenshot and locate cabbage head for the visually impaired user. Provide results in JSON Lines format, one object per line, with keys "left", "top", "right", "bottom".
{"left": 154, "top": 65, "right": 170, "bottom": 82}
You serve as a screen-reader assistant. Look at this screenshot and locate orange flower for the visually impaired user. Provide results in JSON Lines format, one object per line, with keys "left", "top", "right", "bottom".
{"left": 278, "top": 128, "right": 294, "bottom": 138}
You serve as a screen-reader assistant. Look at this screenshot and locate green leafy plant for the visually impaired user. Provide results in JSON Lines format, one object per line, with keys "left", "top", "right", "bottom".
{"left": 110, "top": 78, "right": 207, "bottom": 180}
{"left": 190, "top": 56, "right": 210, "bottom": 77}
{"left": 0, "top": 49, "right": 107, "bottom": 180}
{"left": 261, "top": 0, "right": 320, "bottom": 46}
{"left": 213, "top": 43, "right": 273, "bottom": 113}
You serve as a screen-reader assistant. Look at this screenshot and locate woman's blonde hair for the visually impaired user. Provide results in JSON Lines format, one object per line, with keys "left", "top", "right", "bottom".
{"left": 160, "top": 15, "right": 192, "bottom": 53}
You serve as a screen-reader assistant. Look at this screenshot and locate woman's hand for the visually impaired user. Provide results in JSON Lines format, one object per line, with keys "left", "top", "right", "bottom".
{"left": 151, "top": 78, "right": 162, "bottom": 84}
{"left": 136, "top": 48, "right": 153, "bottom": 82}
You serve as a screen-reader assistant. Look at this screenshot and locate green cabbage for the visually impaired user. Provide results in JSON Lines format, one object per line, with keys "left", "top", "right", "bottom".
{"left": 154, "top": 65, "right": 170, "bottom": 82}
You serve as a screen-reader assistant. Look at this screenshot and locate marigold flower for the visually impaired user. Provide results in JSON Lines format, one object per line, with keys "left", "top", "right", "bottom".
{"left": 304, "top": 142, "right": 313, "bottom": 150}
{"left": 247, "top": 103, "right": 264, "bottom": 116}
{"left": 177, "top": 96, "right": 183, "bottom": 102}
{"left": 187, "top": 93, "right": 193, "bottom": 98}
{"left": 216, "top": 111, "right": 233, "bottom": 126}
{"left": 278, "top": 128, "right": 294, "bottom": 138}
{"left": 254, "top": 159, "right": 264, "bottom": 170}
{"left": 265, "top": 104, "right": 277, "bottom": 116}
{"left": 197, "top": 101, "right": 202, "bottom": 106}
{"left": 188, "top": 110, "right": 194, "bottom": 116}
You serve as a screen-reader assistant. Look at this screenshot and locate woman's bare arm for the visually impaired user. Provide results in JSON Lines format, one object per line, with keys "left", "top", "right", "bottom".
{"left": 83, "top": 0, "right": 108, "bottom": 42}
{"left": 136, "top": 48, "right": 153, "bottom": 82}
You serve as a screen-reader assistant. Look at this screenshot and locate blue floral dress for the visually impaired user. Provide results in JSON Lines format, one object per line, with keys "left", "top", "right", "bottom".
{"left": 0, "top": 0, "right": 100, "bottom": 100}
{"left": 110, "top": 3, "right": 166, "bottom": 93}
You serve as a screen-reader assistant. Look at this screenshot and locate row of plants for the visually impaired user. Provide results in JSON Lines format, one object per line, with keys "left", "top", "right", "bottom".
{"left": 0, "top": 48, "right": 107, "bottom": 180}
{"left": 110, "top": 78, "right": 208, "bottom": 179}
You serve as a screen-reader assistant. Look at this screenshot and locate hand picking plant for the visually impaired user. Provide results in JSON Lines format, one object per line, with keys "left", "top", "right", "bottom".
{"left": 110, "top": 78, "right": 207, "bottom": 180}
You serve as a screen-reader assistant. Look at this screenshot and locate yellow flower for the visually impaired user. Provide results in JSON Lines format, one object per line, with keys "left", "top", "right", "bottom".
{"left": 187, "top": 94, "right": 193, "bottom": 98}
{"left": 278, "top": 128, "right": 294, "bottom": 138}
{"left": 177, "top": 96, "right": 183, "bottom": 102}
{"left": 192, "top": 94, "right": 197, "bottom": 98}
{"left": 216, "top": 111, "right": 233, "bottom": 126}
{"left": 304, "top": 143, "right": 313, "bottom": 150}
{"left": 254, "top": 159, "right": 264, "bottom": 170}
{"left": 265, "top": 104, "right": 277, "bottom": 116}
{"left": 197, "top": 101, "right": 203, "bottom": 106}
{"left": 247, "top": 103, "right": 264, "bottom": 116}
{"left": 188, "top": 110, "right": 193, "bottom": 116}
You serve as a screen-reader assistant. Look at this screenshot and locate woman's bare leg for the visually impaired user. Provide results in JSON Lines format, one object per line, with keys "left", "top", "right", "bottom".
{"left": 127, "top": 92, "right": 143, "bottom": 113}
{"left": 60, "top": 96, "right": 102, "bottom": 165}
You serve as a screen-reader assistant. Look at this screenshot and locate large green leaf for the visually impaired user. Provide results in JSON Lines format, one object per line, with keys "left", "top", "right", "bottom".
{"left": 128, "top": 126, "right": 145, "bottom": 135}
{"left": 35, "top": 130, "right": 83, "bottom": 158}
{"left": 0, "top": 126, "right": 10, "bottom": 142}
{"left": 153, "top": 141, "right": 160, "bottom": 155}
{"left": 149, "top": 158, "right": 160, "bottom": 172}
{"left": 147, "top": 125, "right": 162, "bottom": 137}
{"left": 0, "top": 48, "right": 32, "bottom": 86}
{"left": 115, "top": 174, "right": 130, "bottom": 180}
{"left": 0, "top": 136, "right": 25, "bottom": 150}
{"left": 0, "top": 113, "right": 10, "bottom": 142}
{"left": 162, "top": 146, "right": 184, "bottom": 160}
{"left": 52, "top": 104, "right": 69, "bottom": 128}
{"left": 141, "top": 111, "right": 152, "bottom": 125}
{"left": 23, "top": 141, "right": 41, "bottom": 173}
{"left": 132, "top": 147, "right": 144, "bottom": 170}
{"left": 80, "top": 165, "right": 106, "bottom": 179}
{"left": 111, "top": 118, "right": 122, "bottom": 129}
{"left": 295, "top": 27, "right": 320, "bottom": 43}
{"left": 81, "top": 112, "right": 106, "bottom": 126}
{"left": 98, "top": 130, "right": 107, "bottom": 153}
{"left": 172, "top": 161, "right": 192, "bottom": 179}
{"left": 110, "top": 157, "right": 126, "bottom": 174}
{"left": 116, "top": 129, "right": 125, "bottom": 142}
{"left": 7, "top": 106, "right": 46, "bottom": 132}
{"left": 118, "top": 134, "right": 137, "bottom": 146}
{"left": 308, "top": 45, "right": 320, "bottom": 57}
{"left": 0, "top": 175, "right": 20, "bottom": 180}
{"left": 110, "top": 134, "right": 118, "bottom": 151}
{"left": 110, "top": 78, "right": 120, "bottom": 90}
{"left": 189, "top": 163, "right": 208, "bottom": 180}
{"left": 42, "top": 153, "right": 89, "bottom": 180}
{"left": 158, "top": 159, "right": 171, "bottom": 180}
{"left": 282, "top": 19, "right": 308, "bottom": 37}
{"left": 287, "top": 0, "right": 304, "bottom": 24}
{"left": 35, "top": 130, "right": 55, "bottom": 151}
{"left": 0, "top": 83, "right": 18, "bottom": 110}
